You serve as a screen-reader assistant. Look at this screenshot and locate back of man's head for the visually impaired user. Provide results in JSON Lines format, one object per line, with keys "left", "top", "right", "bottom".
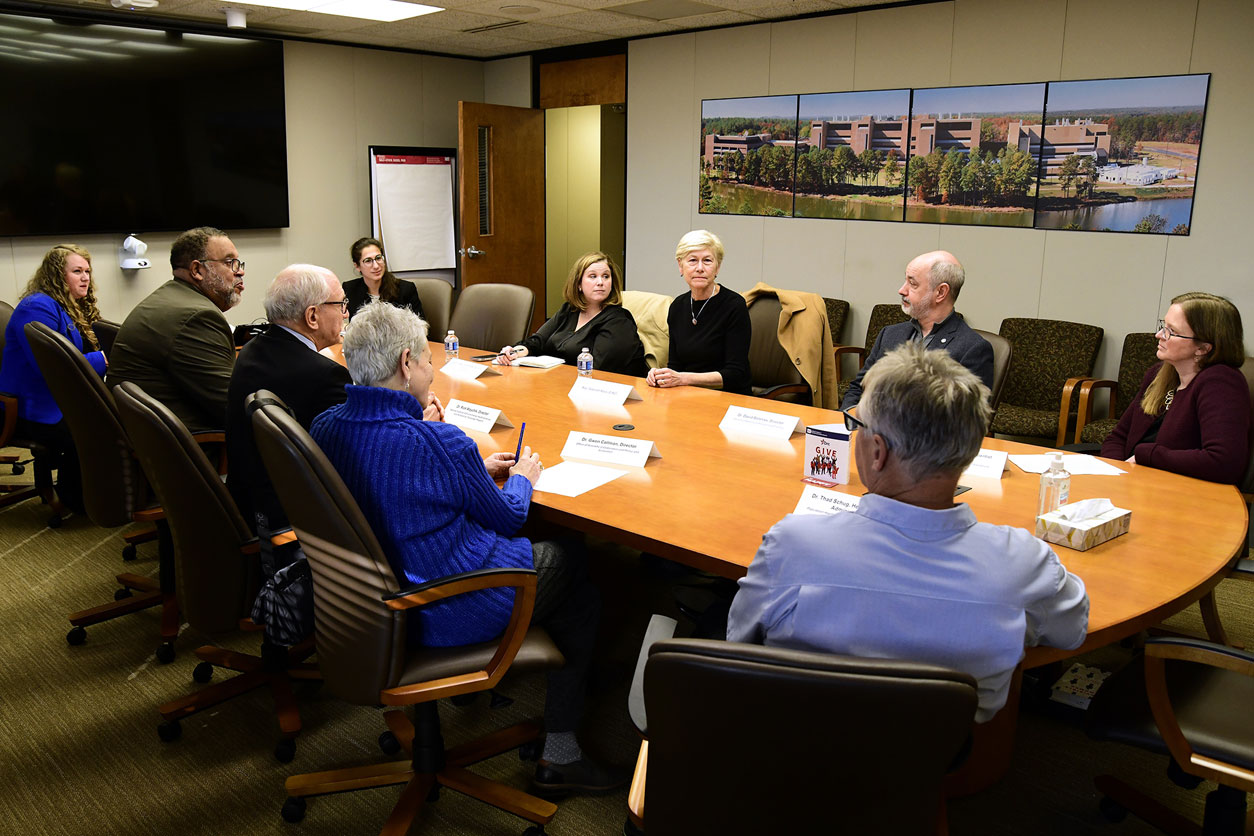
{"left": 170, "top": 226, "right": 227, "bottom": 271}
{"left": 859, "top": 342, "right": 991, "bottom": 481}
{"left": 264, "top": 264, "right": 333, "bottom": 326}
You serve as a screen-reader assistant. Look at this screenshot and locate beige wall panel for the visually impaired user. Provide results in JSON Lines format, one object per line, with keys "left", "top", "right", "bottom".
{"left": 546, "top": 108, "right": 571, "bottom": 318}
{"left": 767, "top": 15, "right": 856, "bottom": 95}
{"left": 698, "top": 214, "right": 766, "bottom": 292}
{"left": 353, "top": 49, "right": 427, "bottom": 146}
{"left": 694, "top": 25, "right": 772, "bottom": 99}
{"left": 951, "top": 0, "right": 1065, "bottom": 84}
{"left": 626, "top": 35, "right": 698, "bottom": 294}
{"left": 853, "top": 2, "right": 954, "bottom": 91}
{"left": 1038, "top": 231, "right": 1169, "bottom": 380}
{"left": 760, "top": 219, "right": 848, "bottom": 328}
{"left": 422, "top": 56, "right": 487, "bottom": 148}
{"left": 1060, "top": 0, "right": 1197, "bottom": 79}
{"left": 936, "top": 224, "right": 1045, "bottom": 332}
{"left": 840, "top": 222, "right": 941, "bottom": 352}
{"left": 485, "top": 56, "right": 532, "bottom": 106}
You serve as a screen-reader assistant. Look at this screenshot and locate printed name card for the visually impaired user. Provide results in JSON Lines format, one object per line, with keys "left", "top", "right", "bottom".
{"left": 961, "top": 449, "right": 1008, "bottom": 480}
{"left": 440, "top": 358, "right": 502, "bottom": 381}
{"left": 719, "top": 405, "right": 803, "bottom": 439}
{"left": 560, "top": 431, "right": 661, "bottom": 468}
{"left": 792, "top": 486, "right": 862, "bottom": 516}
{"left": 443, "top": 399, "right": 513, "bottom": 433}
{"left": 568, "top": 376, "right": 643, "bottom": 406}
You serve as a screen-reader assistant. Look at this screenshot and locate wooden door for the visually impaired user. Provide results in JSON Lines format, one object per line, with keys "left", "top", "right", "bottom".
{"left": 457, "top": 101, "right": 546, "bottom": 333}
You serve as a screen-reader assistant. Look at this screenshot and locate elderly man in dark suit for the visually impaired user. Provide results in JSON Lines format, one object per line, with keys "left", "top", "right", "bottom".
{"left": 226, "top": 264, "right": 351, "bottom": 534}
{"left": 841, "top": 250, "right": 993, "bottom": 411}
{"left": 108, "top": 227, "right": 245, "bottom": 432}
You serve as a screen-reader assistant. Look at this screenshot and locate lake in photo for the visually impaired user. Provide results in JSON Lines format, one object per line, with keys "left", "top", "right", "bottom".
{"left": 1035, "top": 196, "right": 1194, "bottom": 232}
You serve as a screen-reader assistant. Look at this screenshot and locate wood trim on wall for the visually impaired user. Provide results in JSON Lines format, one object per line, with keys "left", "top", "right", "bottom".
{"left": 539, "top": 55, "right": 626, "bottom": 108}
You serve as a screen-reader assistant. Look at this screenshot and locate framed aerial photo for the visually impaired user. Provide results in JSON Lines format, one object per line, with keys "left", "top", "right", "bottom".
{"left": 904, "top": 82, "right": 1047, "bottom": 228}
{"left": 1033, "top": 74, "right": 1209, "bottom": 234}
{"left": 699, "top": 95, "right": 799, "bottom": 216}
{"left": 792, "top": 88, "right": 911, "bottom": 221}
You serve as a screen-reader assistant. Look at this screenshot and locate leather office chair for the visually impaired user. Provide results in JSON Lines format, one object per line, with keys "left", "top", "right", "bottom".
{"left": 412, "top": 278, "right": 454, "bottom": 338}
{"left": 0, "top": 299, "right": 42, "bottom": 508}
{"left": 23, "top": 322, "right": 178, "bottom": 655}
{"left": 90, "top": 318, "right": 121, "bottom": 356}
{"left": 746, "top": 294, "right": 810, "bottom": 403}
{"left": 248, "top": 392, "right": 564, "bottom": 834}
{"left": 972, "top": 328, "right": 1013, "bottom": 414}
{"left": 113, "top": 382, "right": 316, "bottom": 761}
{"left": 626, "top": 639, "right": 977, "bottom": 835}
{"left": 1085, "top": 636, "right": 1254, "bottom": 835}
{"left": 1066, "top": 332, "right": 1159, "bottom": 445}
{"left": 834, "top": 303, "right": 910, "bottom": 401}
{"left": 448, "top": 283, "right": 536, "bottom": 351}
{"left": 991, "top": 317, "right": 1103, "bottom": 446}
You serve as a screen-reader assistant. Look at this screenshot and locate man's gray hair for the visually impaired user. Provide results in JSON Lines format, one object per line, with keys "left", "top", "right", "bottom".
{"left": 264, "top": 264, "right": 332, "bottom": 324}
{"left": 858, "top": 342, "right": 991, "bottom": 481}
{"left": 929, "top": 258, "right": 966, "bottom": 301}
{"left": 342, "top": 301, "right": 429, "bottom": 387}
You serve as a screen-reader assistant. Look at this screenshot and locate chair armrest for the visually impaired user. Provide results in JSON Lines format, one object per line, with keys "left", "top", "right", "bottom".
{"left": 757, "top": 382, "right": 810, "bottom": 401}
{"left": 629, "top": 614, "right": 679, "bottom": 735}
{"left": 1071, "top": 378, "right": 1117, "bottom": 444}
{"left": 626, "top": 740, "right": 648, "bottom": 829}
{"left": 0, "top": 392, "right": 18, "bottom": 447}
{"left": 380, "top": 567, "right": 540, "bottom": 705}
{"left": 832, "top": 344, "right": 867, "bottom": 384}
{"left": 133, "top": 506, "right": 165, "bottom": 523}
{"left": 239, "top": 529, "right": 295, "bottom": 554}
{"left": 1143, "top": 637, "right": 1254, "bottom": 790}
{"left": 191, "top": 431, "right": 228, "bottom": 475}
{"left": 1055, "top": 376, "right": 1095, "bottom": 448}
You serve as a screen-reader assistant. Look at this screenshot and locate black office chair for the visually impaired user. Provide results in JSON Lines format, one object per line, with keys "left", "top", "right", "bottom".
{"left": 0, "top": 301, "right": 65, "bottom": 523}
{"left": 1086, "top": 636, "right": 1254, "bottom": 835}
{"left": 627, "top": 639, "right": 978, "bottom": 835}
{"left": 745, "top": 294, "right": 811, "bottom": 404}
{"left": 448, "top": 283, "right": 536, "bottom": 351}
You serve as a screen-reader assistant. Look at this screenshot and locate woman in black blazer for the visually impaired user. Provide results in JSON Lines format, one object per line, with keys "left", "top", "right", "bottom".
{"left": 343, "top": 237, "right": 425, "bottom": 320}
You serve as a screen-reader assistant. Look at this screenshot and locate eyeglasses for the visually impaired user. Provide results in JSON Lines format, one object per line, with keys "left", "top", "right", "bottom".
{"left": 359, "top": 255, "right": 385, "bottom": 266}
{"left": 319, "top": 300, "right": 350, "bottom": 313}
{"left": 200, "top": 257, "right": 245, "bottom": 273}
{"left": 1157, "top": 320, "right": 1202, "bottom": 341}
{"left": 843, "top": 411, "right": 867, "bottom": 433}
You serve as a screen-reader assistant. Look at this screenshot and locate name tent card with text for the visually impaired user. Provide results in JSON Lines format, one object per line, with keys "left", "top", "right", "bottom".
{"left": 444, "top": 399, "right": 513, "bottom": 434}
{"left": 568, "top": 376, "right": 643, "bottom": 406}
{"left": 719, "top": 405, "right": 803, "bottom": 439}
{"left": 560, "top": 431, "right": 661, "bottom": 468}
{"left": 961, "top": 449, "right": 1008, "bottom": 480}
{"left": 440, "top": 358, "right": 502, "bottom": 381}
{"left": 792, "top": 486, "right": 862, "bottom": 516}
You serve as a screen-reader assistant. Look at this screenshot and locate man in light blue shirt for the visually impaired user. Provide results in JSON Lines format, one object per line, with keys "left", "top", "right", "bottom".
{"left": 728, "top": 343, "right": 1088, "bottom": 721}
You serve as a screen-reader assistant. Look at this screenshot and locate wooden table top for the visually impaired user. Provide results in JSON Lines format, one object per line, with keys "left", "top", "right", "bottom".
{"left": 333, "top": 341, "right": 1249, "bottom": 664}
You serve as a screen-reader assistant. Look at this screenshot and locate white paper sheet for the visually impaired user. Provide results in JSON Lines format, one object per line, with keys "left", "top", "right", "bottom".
{"left": 533, "top": 461, "right": 629, "bottom": 497}
{"left": 1008, "top": 454, "right": 1125, "bottom": 476}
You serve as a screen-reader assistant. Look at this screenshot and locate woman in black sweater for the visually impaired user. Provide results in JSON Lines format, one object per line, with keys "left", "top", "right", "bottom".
{"left": 646, "top": 229, "right": 751, "bottom": 395}
{"left": 342, "top": 236, "right": 425, "bottom": 320}
{"left": 498, "top": 251, "right": 647, "bottom": 377}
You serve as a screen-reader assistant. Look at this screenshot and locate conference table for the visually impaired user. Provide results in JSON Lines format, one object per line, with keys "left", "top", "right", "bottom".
{"left": 329, "top": 341, "right": 1247, "bottom": 790}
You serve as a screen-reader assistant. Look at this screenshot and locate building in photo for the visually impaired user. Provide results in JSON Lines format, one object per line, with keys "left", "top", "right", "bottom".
{"left": 1008, "top": 119, "right": 1112, "bottom": 177}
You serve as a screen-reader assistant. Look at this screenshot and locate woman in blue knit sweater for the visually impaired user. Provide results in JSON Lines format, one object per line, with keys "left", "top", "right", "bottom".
{"left": 311, "top": 301, "right": 625, "bottom": 795}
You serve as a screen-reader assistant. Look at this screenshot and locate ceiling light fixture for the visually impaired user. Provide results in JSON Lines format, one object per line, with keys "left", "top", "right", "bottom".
{"left": 227, "top": 0, "right": 443, "bottom": 22}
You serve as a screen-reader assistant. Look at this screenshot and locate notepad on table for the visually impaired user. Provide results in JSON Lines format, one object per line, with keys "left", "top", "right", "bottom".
{"left": 513, "top": 355, "right": 565, "bottom": 369}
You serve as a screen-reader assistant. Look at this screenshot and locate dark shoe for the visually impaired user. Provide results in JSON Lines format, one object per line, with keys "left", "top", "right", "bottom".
{"left": 534, "top": 757, "right": 630, "bottom": 795}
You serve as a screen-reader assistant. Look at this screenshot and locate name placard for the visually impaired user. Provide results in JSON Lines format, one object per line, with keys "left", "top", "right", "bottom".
{"left": 560, "top": 431, "right": 661, "bottom": 468}
{"left": 440, "top": 358, "right": 502, "bottom": 381}
{"left": 568, "top": 375, "right": 643, "bottom": 406}
{"left": 719, "top": 405, "right": 802, "bottom": 439}
{"left": 961, "top": 449, "right": 1008, "bottom": 480}
{"left": 444, "top": 399, "right": 513, "bottom": 433}
{"left": 792, "top": 486, "right": 862, "bottom": 516}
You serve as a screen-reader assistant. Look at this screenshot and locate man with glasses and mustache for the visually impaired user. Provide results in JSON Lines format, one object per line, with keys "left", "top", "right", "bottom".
{"left": 729, "top": 344, "right": 1088, "bottom": 723}
{"left": 109, "top": 227, "right": 246, "bottom": 432}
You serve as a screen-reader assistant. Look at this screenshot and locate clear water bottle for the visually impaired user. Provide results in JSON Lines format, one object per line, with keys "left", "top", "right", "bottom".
{"left": 577, "top": 347, "right": 593, "bottom": 376}
{"left": 443, "top": 330, "right": 459, "bottom": 359}
{"left": 1037, "top": 453, "right": 1071, "bottom": 517}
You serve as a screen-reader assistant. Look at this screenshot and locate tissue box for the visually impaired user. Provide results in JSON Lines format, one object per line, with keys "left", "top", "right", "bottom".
{"left": 1035, "top": 505, "right": 1131, "bottom": 551}
{"left": 803, "top": 424, "right": 850, "bottom": 486}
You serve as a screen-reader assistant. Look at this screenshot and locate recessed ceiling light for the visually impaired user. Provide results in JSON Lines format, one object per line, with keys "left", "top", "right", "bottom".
{"left": 228, "top": 0, "right": 443, "bottom": 21}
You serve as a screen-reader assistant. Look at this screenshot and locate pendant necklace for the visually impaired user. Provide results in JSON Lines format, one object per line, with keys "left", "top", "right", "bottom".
{"left": 690, "top": 293, "right": 712, "bottom": 325}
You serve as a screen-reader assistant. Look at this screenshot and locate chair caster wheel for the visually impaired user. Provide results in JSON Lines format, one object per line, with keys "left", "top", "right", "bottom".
{"left": 281, "top": 796, "right": 306, "bottom": 823}
{"left": 451, "top": 692, "right": 478, "bottom": 707}
{"left": 48, "top": 514, "right": 63, "bottom": 529}
{"left": 1098, "top": 796, "right": 1127, "bottom": 822}
{"left": 489, "top": 689, "right": 514, "bottom": 709}
{"left": 518, "top": 740, "right": 542, "bottom": 762}
{"left": 378, "top": 731, "right": 401, "bottom": 756}
{"left": 155, "top": 642, "right": 176, "bottom": 664}
{"left": 122, "top": 544, "right": 137, "bottom": 561}
{"left": 157, "top": 720, "right": 182, "bottom": 743}
{"left": 12, "top": 463, "right": 24, "bottom": 475}
{"left": 114, "top": 588, "right": 133, "bottom": 601}
{"left": 522, "top": 826, "right": 546, "bottom": 836}
{"left": 192, "top": 662, "right": 214, "bottom": 683}
{"left": 1167, "top": 757, "right": 1203, "bottom": 789}
{"left": 66, "top": 626, "right": 87, "bottom": 646}
{"left": 623, "top": 818, "right": 644, "bottom": 836}
{"left": 274, "top": 739, "right": 296, "bottom": 763}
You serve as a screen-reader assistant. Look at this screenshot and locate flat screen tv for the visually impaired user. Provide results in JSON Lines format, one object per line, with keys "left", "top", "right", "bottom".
{"left": 0, "top": 12, "right": 288, "bottom": 236}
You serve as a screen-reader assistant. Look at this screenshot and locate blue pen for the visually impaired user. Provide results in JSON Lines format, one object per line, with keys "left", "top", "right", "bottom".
{"left": 514, "top": 422, "right": 526, "bottom": 463}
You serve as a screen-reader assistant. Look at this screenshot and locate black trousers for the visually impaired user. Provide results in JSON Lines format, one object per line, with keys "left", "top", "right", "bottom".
{"left": 16, "top": 418, "right": 83, "bottom": 514}
{"left": 531, "top": 538, "right": 601, "bottom": 735}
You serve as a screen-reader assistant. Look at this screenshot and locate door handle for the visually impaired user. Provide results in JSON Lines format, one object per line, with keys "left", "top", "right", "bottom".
{"left": 459, "top": 246, "right": 484, "bottom": 259}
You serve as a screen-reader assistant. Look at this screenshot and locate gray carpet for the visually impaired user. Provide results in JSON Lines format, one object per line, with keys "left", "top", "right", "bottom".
{"left": 0, "top": 459, "right": 1247, "bottom": 834}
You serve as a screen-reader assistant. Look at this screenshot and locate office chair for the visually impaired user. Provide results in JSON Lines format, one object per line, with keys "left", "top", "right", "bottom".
{"left": 626, "top": 639, "right": 978, "bottom": 835}
{"left": 114, "top": 382, "right": 316, "bottom": 761}
{"left": 1067, "top": 332, "right": 1160, "bottom": 445}
{"left": 448, "top": 283, "right": 536, "bottom": 351}
{"left": 0, "top": 301, "right": 64, "bottom": 523}
{"left": 972, "top": 328, "right": 1013, "bottom": 414}
{"left": 412, "top": 278, "right": 454, "bottom": 338}
{"left": 1086, "top": 636, "right": 1254, "bottom": 835}
{"left": 834, "top": 303, "right": 910, "bottom": 401}
{"left": 991, "top": 317, "right": 1103, "bottom": 446}
{"left": 248, "top": 392, "right": 564, "bottom": 834}
{"left": 23, "top": 322, "right": 178, "bottom": 656}
{"left": 746, "top": 294, "right": 811, "bottom": 403}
